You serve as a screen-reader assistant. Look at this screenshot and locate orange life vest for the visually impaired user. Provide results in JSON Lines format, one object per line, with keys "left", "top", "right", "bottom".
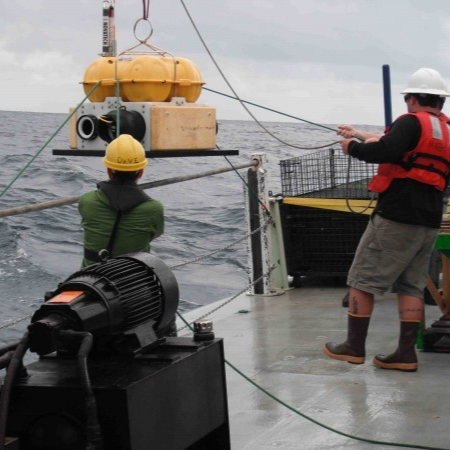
{"left": 368, "top": 111, "right": 450, "bottom": 193}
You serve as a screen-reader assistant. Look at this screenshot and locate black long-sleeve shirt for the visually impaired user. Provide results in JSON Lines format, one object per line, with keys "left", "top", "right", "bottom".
{"left": 348, "top": 114, "right": 445, "bottom": 228}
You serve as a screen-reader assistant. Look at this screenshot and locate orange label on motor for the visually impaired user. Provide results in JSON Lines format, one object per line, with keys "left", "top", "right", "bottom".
{"left": 48, "top": 291, "right": 85, "bottom": 304}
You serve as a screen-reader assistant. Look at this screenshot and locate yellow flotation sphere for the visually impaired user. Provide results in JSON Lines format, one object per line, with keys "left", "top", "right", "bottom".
{"left": 120, "top": 55, "right": 172, "bottom": 102}
{"left": 162, "top": 57, "right": 204, "bottom": 103}
{"left": 82, "top": 57, "right": 122, "bottom": 103}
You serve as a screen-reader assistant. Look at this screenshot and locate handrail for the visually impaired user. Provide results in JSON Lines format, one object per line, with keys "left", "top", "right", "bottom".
{"left": 0, "top": 159, "right": 258, "bottom": 219}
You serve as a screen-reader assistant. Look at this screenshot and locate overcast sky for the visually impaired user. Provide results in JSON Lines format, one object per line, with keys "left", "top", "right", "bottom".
{"left": 2, "top": 0, "right": 450, "bottom": 126}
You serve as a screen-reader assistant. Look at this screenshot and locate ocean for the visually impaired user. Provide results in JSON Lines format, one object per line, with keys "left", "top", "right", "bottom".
{"left": 0, "top": 109, "right": 382, "bottom": 345}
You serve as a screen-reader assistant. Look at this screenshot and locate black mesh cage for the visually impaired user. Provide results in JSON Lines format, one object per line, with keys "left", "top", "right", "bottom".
{"left": 279, "top": 149, "right": 377, "bottom": 278}
{"left": 280, "top": 205, "right": 370, "bottom": 276}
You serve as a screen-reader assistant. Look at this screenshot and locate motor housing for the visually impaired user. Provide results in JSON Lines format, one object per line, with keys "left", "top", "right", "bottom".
{"left": 29, "top": 253, "right": 179, "bottom": 356}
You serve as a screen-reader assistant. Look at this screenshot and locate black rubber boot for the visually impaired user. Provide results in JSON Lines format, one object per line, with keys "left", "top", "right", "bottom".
{"left": 373, "top": 321, "right": 419, "bottom": 372}
{"left": 323, "top": 314, "right": 370, "bottom": 364}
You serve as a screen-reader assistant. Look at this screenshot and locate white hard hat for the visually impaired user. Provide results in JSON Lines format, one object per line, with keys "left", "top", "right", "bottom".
{"left": 401, "top": 68, "right": 450, "bottom": 97}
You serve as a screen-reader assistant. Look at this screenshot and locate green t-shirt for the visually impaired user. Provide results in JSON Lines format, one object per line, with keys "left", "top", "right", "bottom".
{"left": 78, "top": 189, "right": 164, "bottom": 267}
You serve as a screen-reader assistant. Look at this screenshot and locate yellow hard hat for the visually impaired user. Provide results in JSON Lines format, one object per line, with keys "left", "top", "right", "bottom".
{"left": 103, "top": 134, "right": 148, "bottom": 171}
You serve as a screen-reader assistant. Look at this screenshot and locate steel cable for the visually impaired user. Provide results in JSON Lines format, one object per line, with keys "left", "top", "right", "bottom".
{"left": 179, "top": 0, "right": 340, "bottom": 150}
{"left": 176, "top": 266, "right": 275, "bottom": 332}
{"left": 176, "top": 311, "right": 449, "bottom": 450}
{"left": 170, "top": 217, "right": 272, "bottom": 269}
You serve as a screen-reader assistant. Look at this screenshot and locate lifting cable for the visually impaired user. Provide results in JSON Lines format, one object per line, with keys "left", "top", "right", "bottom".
{"left": 210, "top": 88, "right": 374, "bottom": 215}
{"left": 205, "top": 86, "right": 339, "bottom": 135}
{"left": 177, "top": 312, "right": 449, "bottom": 450}
{"left": 179, "top": 0, "right": 339, "bottom": 150}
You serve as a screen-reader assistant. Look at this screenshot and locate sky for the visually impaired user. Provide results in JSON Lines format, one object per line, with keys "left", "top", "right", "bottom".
{"left": 2, "top": 0, "right": 450, "bottom": 126}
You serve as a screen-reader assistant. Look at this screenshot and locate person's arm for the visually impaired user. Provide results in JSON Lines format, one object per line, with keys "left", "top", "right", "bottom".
{"left": 337, "top": 125, "right": 384, "bottom": 141}
{"left": 343, "top": 115, "right": 421, "bottom": 163}
{"left": 149, "top": 201, "right": 164, "bottom": 240}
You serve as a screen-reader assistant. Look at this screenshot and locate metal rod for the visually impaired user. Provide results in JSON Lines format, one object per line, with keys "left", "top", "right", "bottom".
{"left": 247, "top": 167, "right": 264, "bottom": 294}
{"left": 139, "top": 160, "right": 257, "bottom": 190}
{"left": 382, "top": 64, "right": 393, "bottom": 128}
{"left": 0, "top": 160, "right": 258, "bottom": 219}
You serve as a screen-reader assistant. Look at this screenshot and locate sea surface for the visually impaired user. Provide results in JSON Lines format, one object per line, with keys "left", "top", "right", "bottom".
{"left": 0, "top": 109, "right": 381, "bottom": 346}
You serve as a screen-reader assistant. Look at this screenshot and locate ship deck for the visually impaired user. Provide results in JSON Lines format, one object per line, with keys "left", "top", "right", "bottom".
{"left": 182, "top": 282, "right": 449, "bottom": 450}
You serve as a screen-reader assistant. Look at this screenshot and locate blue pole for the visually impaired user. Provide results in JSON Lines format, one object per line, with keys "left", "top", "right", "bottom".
{"left": 382, "top": 64, "right": 393, "bottom": 127}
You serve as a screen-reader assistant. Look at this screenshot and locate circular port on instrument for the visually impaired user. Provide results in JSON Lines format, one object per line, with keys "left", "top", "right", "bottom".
{"left": 76, "top": 115, "right": 99, "bottom": 141}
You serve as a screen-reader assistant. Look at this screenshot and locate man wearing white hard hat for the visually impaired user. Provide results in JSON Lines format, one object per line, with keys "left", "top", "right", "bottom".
{"left": 323, "top": 68, "right": 450, "bottom": 372}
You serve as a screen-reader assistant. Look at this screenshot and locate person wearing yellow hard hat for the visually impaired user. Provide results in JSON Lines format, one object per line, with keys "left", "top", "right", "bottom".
{"left": 323, "top": 68, "right": 450, "bottom": 372}
{"left": 78, "top": 134, "right": 164, "bottom": 268}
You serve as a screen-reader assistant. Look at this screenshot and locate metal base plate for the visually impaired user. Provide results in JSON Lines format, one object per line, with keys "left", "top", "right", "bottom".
{"left": 53, "top": 149, "right": 239, "bottom": 158}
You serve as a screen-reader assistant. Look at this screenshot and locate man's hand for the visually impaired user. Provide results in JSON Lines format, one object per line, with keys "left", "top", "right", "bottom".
{"left": 340, "top": 138, "right": 356, "bottom": 155}
{"left": 337, "top": 125, "right": 356, "bottom": 138}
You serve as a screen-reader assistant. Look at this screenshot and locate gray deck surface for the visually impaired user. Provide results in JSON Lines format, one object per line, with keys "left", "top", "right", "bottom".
{"left": 182, "top": 284, "right": 449, "bottom": 450}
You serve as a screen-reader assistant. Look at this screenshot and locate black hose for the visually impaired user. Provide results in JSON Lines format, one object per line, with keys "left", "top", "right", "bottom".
{"left": 0, "top": 341, "right": 20, "bottom": 358}
{"left": 0, "top": 352, "right": 13, "bottom": 371}
{"left": 59, "top": 330, "right": 103, "bottom": 450}
{"left": 0, "top": 332, "right": 29, "bottom": 450}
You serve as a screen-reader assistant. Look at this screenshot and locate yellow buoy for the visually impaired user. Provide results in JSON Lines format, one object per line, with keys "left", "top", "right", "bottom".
{"left": 163, "top": 57, "right": 204, "bottom": 103}
{"left": 82, "top": 57, "right": 120, "bottom": 103}
{"left": 120, "top": 55, "right": 172, "bottom": 102}
{"left": 82, "top": 55, "right": 205, "bottom": 103}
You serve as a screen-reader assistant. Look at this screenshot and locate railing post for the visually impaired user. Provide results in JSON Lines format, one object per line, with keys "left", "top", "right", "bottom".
{"left": 245, "top": 153, "right": 285, "bottom": 296}
{"left": 268, "top": 195, "right": 289, "bottom": 291}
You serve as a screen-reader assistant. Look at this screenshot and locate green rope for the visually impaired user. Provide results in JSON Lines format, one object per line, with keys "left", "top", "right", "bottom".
{"left": 176, "top": 311, "right": 449, "bottom": 450}
{"left": 0, "top": 81, "right": 101, "bottom": 202}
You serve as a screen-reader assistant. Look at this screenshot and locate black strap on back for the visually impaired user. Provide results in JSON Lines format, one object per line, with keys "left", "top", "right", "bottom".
{"left": 398, "top": 152, "right": 450, "bottom": 178}
{"left": 84, "top": 210, "right": 122, "bottom": 263}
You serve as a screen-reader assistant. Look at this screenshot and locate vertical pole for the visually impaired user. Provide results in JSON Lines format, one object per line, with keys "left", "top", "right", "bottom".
{"left": 245, "top": 153, "right": 281, "bottom": 295}
{"left": 246, "top": 165, "right": 264, "bottom": 294}
{"left": 329, "top": 148, "right": 336, "bottom": 188}
{"left": 269, "top": 196, "right": 289, "bottom": 291}
{"left": 382, "top": 64, "right": 393, "bottom": 128}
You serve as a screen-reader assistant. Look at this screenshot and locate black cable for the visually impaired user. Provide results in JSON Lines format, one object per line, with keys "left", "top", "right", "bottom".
{"left": 0, "top": 341, "right": 20, "bottom": 358}
{"left": 0, "top": 332, "right": 29, "bottom": 450}
{"left": 59, "top": 330, "right": 103, "bottom": 450}
{"left": 0, "top": 352, "right": 13, "bottom": 371}
{"left": 205, "top": 87, "right": 337, "bottom": 132}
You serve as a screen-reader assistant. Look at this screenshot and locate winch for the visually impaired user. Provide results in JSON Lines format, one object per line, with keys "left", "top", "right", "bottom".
{"left": 1, "top": 253, "right": 230, "bottom": 450}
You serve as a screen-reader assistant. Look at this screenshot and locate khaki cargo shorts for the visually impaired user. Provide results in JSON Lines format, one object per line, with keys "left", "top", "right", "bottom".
{"left": 347, "top": 214, "right": 439, "bottom": 298}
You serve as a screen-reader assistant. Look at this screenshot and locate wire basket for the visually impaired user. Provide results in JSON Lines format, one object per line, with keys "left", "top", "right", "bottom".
{"left": 280, "top": 148, "right": 377, "bottom": 199}
{"left": 279, "top": 148, "right": 376, "bottom": 278}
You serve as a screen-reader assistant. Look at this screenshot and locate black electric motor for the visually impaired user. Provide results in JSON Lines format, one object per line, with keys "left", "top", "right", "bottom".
{"left": 4, "top": 253, "right": 231, "bottom": 450}
{"left": 28, "top": 253, "right": 179, "bottom": 356}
